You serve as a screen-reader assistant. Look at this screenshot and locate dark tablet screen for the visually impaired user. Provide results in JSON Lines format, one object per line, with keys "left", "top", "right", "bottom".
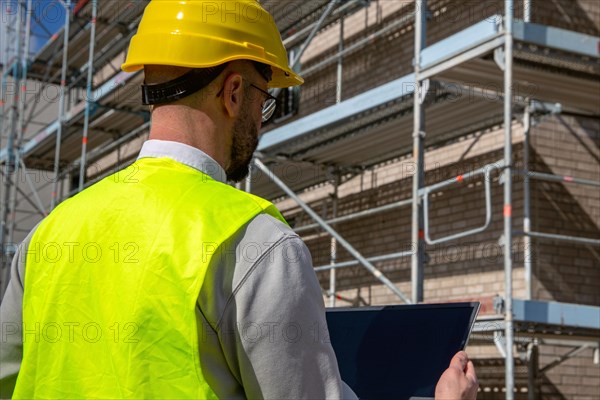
{"left": 326, "top": 302, "right": 479, "bottom": 400}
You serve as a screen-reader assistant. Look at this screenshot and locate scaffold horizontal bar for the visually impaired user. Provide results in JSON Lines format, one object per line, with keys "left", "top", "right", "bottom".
{"left": 420, "top": 35, "right": 505, "bottom": 80}
{"left": 513, "top": 299, "right": 600, "bottom": 330}
{"left": 518, "top": 170, "right": 600, "bottom": 187}
{"left": 525, "top": 231, "right": 600, "bottom": 246}
{"left": 513, "top": 20, "right": 600, "bottom": 58}
{"left": 420, "top": 17, "right": 502, "bottom": 71}
{"left": 295, "top": 198, "right": 413, "bottom": 233}
{"left": 473, "top": 300, "right": 600, "bottom": 332}
{"left": 314, "top": 250, "right": 412, "bottom": 272}
{"left": 419, "top": 16, "right": 599, "bottom": 81}
{"left": 421, "top": 160, "right": 505, "bottom": 194}
{"left": 258, "top": 73, "right": 416, "bottom": 152}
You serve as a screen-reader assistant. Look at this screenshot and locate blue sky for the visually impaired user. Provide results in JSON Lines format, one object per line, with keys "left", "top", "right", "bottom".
{"left": 1, "top": 0, "right": 68, "bottom": 66}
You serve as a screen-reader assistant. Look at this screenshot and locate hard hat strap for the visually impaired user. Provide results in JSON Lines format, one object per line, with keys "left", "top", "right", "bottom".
{"left": 141, "top": 64, "right": 227, "bottom": 105}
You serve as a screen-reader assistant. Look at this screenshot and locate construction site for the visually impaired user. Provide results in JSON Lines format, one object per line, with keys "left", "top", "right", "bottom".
{"left": 1, "top": 0, "right": 599, "bottom": 398}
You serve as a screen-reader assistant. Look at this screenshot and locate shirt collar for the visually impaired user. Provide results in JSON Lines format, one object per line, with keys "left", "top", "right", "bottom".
{"left": 137, "top": 139, "right": 227, "bottom": 184}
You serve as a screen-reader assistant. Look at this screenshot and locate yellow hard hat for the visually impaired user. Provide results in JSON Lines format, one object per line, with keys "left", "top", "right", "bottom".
{"left": 121, "top": 0, "right": 304, "bottom": 88}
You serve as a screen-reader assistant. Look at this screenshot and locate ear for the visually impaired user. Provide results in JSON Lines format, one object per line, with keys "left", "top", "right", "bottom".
{"left": 222, "top": 72, "right": 244, "bottom": 119}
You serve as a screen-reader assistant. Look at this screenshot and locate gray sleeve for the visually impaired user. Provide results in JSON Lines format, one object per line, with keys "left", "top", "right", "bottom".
{"left": 199, "top": 214, "right": 357, "bottom": 400}
{"left": 0, "top": 226, "right": 37, "bottom": 398}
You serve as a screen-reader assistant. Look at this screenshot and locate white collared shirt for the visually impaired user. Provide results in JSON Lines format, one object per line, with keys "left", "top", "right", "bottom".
{"left": 138, "top": 139, "right": 228, "bottom": 183}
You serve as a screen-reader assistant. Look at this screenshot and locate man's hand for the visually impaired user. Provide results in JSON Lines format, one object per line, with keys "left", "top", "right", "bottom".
{"left": 435, "top": 351, "right": 478, "bottom": 400}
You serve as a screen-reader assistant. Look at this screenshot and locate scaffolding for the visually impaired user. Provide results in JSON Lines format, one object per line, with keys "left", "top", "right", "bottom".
{"left": 0, "top": 0, "right": 150, "bottom": 264}
{"left": 1, "top": 1, "right": 599, "bottom": 398}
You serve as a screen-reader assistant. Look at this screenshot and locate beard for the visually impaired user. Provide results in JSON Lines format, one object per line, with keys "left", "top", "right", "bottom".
{"left": 226, "top": 105, "right": 259, "bottom": 183}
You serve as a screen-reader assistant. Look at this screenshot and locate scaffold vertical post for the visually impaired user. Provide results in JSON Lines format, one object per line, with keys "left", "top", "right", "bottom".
{"left": 329, "top": 173, "right": 340, "bottom": 307}
{"left": 330, "top": 17, "right": 344, "bottom": 306}
{"left": 80, "top": 0, "right": 98, "bottom": 191}
{"left": 527, "top": 341, "right": 539, "bottom": 400}
{"left": 503, "top": 0, "right": 516, "bottom": 398}
{"left": 245, "top": 160, "right": 252, "bottom": 193}
{"left": 523, "top": 102, "right": 533, "bottom": 300}
{"left": 51, "top": 0, "right": 72, "bottom": 210}
{"left": 16, "top": 0, "right": 33, "bottom": 146}
{"left": 411, "top": 0, "right": 426, "bottom": 303}
{"left": 336, "top": 13, "right": 344, "bottom": 104}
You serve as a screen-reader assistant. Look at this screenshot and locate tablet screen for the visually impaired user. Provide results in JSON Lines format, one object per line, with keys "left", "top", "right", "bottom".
{"left": 326, "top": 302, "right": 479, "bottom": 400}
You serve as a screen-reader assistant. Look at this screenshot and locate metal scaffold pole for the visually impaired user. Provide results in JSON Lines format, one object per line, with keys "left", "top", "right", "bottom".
{"left": 79, "top": 0, "right": 98, "bottom": 191}
{"left": 503, "top": 0, "right": 515, "bottom": 398}
{"left": 0, "top": 2, "right": 15, "bottom": 145}
{"left": 245, "top": 161, "right": 252, "bottom": 193}
{"left": 50, "top": 0, "right": 72, "bottom": 210}
{"left": 523, "top": 103, "right": 533, "bottom": 300}
{"left": 329, "top": 173, "right": 340, "bottom": 307}
{"left": 527, "top": 341, "right": 539, "bottom": 400}
{"left": 329, "top": 18, "right": 344, "bottom": 306}
{"left": 524, "top": 0, "right": 532, "bottom": 23}
{"left": 336, "top": 14, "right": 344, "bottom": 104}
{"left": 15, "top": 0, "right": 34, "bottom": 151}
{"left": 411, "top": 0, "right": 426, "bottom": 303}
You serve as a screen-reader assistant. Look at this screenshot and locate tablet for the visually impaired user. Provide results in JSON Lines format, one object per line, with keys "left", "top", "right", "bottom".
{"left": 326, "top": 302, "right": 480, "bottom": 400}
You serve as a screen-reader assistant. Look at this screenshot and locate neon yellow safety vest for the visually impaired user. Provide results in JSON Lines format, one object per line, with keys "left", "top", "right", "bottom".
{"left": 14, "top": 157, "right": 286, "bottom": 399}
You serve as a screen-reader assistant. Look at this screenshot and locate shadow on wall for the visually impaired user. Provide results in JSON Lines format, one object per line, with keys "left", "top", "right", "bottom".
{"left": 293, "top": 135, "right": 598, "bottom": 302}
{"left": 529, "top": 113, "right": 599, "bottom": 305}
{"left": 529, "top": 146, "right": 600, "bottom": 306}
{"left": 567, "top": 115, "right": 600, "bottom": 163}
{"left": 538, "top": 373, "right": 568, "bottom": 400}
{"left": 534, "top": 0, "right": 600, "bottom": 36}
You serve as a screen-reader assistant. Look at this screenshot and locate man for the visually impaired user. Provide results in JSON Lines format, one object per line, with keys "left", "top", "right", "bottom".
{"left": 1, "top": 1, "right": 478, "bottom": 398}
